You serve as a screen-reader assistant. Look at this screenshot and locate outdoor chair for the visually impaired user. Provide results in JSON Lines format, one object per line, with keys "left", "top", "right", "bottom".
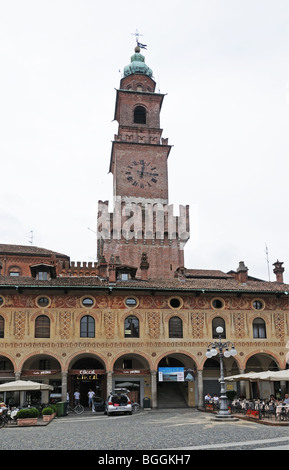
{"left": 279, "top": 407, "right": 288, "bottom": 421}
{"left": 266, "top": 404, "right": 276, "bottom": 419}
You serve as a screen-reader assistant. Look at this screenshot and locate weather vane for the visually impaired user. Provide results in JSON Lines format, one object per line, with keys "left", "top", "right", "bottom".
{"left": 131, "top": 28, "right": 147, "bottom": 50}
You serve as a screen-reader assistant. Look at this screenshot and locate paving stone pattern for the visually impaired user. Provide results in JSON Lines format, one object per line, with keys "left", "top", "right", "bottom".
{"left": 1, "top": 409, "right": 289, "bottom": 451}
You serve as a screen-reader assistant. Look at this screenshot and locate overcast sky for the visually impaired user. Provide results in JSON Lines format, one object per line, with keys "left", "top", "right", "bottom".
{"left": 0, "top": 0, "right": 288, "bottom": 282}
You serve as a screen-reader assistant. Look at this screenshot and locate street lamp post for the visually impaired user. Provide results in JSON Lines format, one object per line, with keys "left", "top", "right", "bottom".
{"left": 206, "top": 326, "right": 238, "bottom": 420}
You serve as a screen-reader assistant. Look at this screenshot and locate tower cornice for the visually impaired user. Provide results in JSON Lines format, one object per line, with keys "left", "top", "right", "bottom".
{"left": 109, "top": 140, "right": 172, "bottom": 174}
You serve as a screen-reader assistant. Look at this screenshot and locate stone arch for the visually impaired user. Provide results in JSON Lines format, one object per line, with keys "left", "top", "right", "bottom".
{"left": 66, "top": 352, "right": 108, "bottom": 407}
{"left": 0, "top": 353, "right": 16, "bottom": 374}
{"left": 244, "top": 351, "right": 281, "bottom": 372}
{"left": 19, "top": 351, "right": 63, "bottom": 373}
{"left": 156, "top": 352, "right": 197, "bottom": 408}
{"left": 30, "top": 310, "right": 54, "bottom": 323}
{"left": 112, "top": 351, "right": 152, "bottom": 371}
{"left": 66, "top": 351, "right": 108, "bottom": 372}
{"left": 155, "top": 350, "right": 198, "bottom": 369}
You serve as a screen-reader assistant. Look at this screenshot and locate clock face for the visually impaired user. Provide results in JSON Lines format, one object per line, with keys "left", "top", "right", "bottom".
{"left": 125, "top": 159, "right": 158, "bottom": 188}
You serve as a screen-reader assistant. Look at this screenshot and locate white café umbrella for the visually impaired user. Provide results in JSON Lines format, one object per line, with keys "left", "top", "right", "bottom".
{"left": 0, "top": 380, "right": 53, "bottom": 391}
{"left": 224, "top": 369, "right": 289, "bottom": 382}
{"left": 260, "top": 369, "right": 289, "bottom": 381}
{"left": 224, "top": 371, "right": 261, "bottom": 382}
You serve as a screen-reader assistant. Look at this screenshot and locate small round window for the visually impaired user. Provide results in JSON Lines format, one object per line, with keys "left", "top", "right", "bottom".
{"left": 82, "top": 297, "right": 94, "bottom": 307}
{"left": 212, "top": 298, "right": 224, "bottom": 309}
{"left": 37, "top": 297, "right": 50, "bottom": 307}
{"left": 169, "top": 297, "right": 182, "bottom": 309}
{"left": 125, "top": 297, "right": 137, "bottom": 307}
{"left": 252, "top": 300, "right": 264, "bottom": 310}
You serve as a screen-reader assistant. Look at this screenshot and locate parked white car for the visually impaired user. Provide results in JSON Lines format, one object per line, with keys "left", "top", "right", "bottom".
{"left": 105, "top": 389, "right": 132, "bottom": 416}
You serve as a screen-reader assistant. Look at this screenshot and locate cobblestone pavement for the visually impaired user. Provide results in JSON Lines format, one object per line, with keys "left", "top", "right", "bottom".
{"left": 1, "top": 409, "right": 289, "bottom": 451}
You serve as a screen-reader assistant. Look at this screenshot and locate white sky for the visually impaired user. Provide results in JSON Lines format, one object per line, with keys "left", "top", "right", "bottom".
{"left": 0, "top": 0, "right": 288, "bottom": 282}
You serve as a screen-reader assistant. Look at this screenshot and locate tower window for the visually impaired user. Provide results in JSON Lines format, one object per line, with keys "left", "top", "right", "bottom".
{"left": 134, "top": 106, "right": 146, "bottom": 124}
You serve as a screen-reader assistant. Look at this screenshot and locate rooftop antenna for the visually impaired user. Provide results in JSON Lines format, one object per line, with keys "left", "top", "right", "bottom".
{"left": 265, "top": 243, "right": 270, "bottom": 281}
{"left": 29, "top": 230, "right": 33, "bottom": 246}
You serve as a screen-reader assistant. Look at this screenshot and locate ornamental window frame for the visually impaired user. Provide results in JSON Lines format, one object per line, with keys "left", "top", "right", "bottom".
{"left": 80, "top": 315, "right": 95, "bottom": 338}
{"left": 35, "top": 314, "right": 50, "bottom": 338}
{"left": 168, "top": 315, "right": 183, "bottom": 338}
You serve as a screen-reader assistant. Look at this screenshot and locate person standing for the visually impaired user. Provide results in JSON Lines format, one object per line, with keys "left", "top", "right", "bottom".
{"left": 74, "top": 390, "right": 80, "bottom": 405}
{"left": 88, "top": 389, "right": 95, "bottom": 408}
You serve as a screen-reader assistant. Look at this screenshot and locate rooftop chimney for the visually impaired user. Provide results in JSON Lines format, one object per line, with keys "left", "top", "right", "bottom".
{"left": 236, "top": 261, "right": 248, "bottom": 283}
{"left": 140, "top": 253, "right": 149, "bottom": 281}
{"left": 273, "top": 260, "right": 284, "bottom": 283}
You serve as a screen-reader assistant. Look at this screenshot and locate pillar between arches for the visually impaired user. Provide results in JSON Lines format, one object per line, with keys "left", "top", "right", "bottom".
{"left": 150, "top": 370, "right": 157, "bottom": 408}
{"left": 107, "top": 371, "right": 113, "bottom": 397}
{"left": 61, "top": 371, "right": 68, "bottom": 402}
{"left": 197, "top": 370, "right": 203, "bottom": 409}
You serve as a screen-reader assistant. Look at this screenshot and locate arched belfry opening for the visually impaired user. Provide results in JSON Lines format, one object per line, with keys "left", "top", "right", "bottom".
{"left": 134, "top": 106, "right": 146, "bottom": 124}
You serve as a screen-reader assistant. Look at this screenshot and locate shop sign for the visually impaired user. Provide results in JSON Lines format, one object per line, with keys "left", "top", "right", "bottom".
{"left": 77, "top": 374, "right": 97, "bottom": 381}
{"left": 114, "top": 369, "right": 150, "bottom": 375}
{"left": 68, "top": 369, "right": 105, "bottom": 376}
{"left": 22, "top": 370, "right": 59, "bottom": 376}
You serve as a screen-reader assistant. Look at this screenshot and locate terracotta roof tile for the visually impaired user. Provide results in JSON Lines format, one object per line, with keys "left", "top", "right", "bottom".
{"left": 0, "top": 274, "right": 288, "bottom": 294}
{"left": 0, "top": 244, "right": 69, "bottom": 259}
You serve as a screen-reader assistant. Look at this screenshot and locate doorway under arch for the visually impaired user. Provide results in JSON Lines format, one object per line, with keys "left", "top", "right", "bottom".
{"left": 68, "top": 354, "right": 106, "bottom": 407}
{"left": 113, "top": 353, "right": 151, "bottom": 407}
{"left": 157, "top": 354, "right": 197, "bottom": 408}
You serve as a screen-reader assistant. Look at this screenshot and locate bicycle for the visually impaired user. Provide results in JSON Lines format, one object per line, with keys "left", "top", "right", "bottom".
{"left": 0, "top": 411, "right": 9, "bottom": 428}
{"left": 67, "top": 403, "right": 84, "bottom": 414}
{"left": 132, "top": 402, "right": 140, "bottom": 413}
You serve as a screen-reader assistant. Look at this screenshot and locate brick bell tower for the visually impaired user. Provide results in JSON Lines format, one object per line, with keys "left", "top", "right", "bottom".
{"left": 97, "top": 44, "right": 189, "bottom": 279}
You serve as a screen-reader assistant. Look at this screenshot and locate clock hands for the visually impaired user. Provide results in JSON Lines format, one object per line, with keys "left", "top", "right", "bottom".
{"left": 139, "top": 160, "right": 145, "bottom": 178}
{"left": 137, "top": 170, "right": 159, "bottom": 177}
{"left": 126, "top": 161, "right": 158, "bottom": 187}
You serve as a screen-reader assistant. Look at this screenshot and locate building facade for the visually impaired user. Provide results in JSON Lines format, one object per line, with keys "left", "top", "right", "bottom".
{"left": 0, "top": 46, "right": 288, "bottom": 409}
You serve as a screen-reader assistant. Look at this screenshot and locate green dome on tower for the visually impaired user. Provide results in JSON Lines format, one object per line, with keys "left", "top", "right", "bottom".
{"left": 123, "top": 46, "right": 153, "bottom": 78}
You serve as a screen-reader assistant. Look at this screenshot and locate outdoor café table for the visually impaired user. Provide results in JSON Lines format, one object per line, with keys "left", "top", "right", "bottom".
{"left": 276, "top": 404, "right": 289, "bottom": 419}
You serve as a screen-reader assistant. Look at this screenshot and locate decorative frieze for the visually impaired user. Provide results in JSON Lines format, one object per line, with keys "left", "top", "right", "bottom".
{"left": 191, "top": 312, "right": 205, "bottom": 338}
{"left": 14, "top": 311, "right": 26, "bottom": 339}
{"left": 147, "top": 312, "right": 160, "bottom": 338}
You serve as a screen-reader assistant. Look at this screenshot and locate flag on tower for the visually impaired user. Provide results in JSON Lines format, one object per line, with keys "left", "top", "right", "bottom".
{"left": 137, "top": 41, "right": 147, "bottom": 49}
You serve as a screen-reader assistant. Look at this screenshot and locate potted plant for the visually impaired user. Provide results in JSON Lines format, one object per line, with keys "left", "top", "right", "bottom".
{"left": 16, "top": 408, "right": 39, "bottom": 426}
{"left": 42, "top": 406, "right": 55, "bottom": 422}
{"left": 49, "top": 404, "right": 57, "bottom": 417}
